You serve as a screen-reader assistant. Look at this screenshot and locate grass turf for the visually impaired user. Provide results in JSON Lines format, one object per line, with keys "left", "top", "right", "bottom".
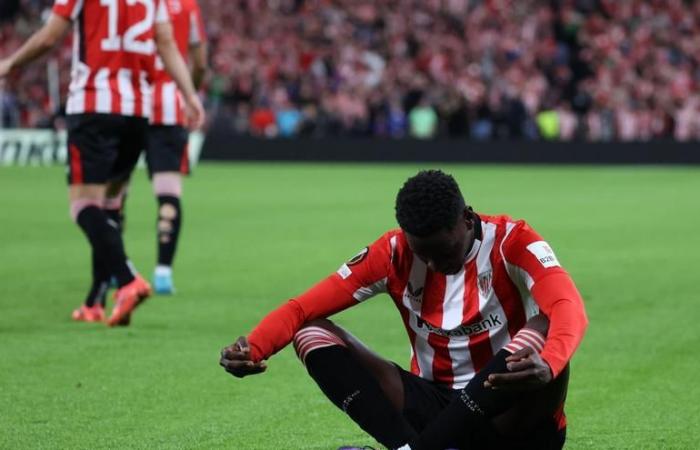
{"left": 0, "top": 163, "right": 698, "bottom": 449}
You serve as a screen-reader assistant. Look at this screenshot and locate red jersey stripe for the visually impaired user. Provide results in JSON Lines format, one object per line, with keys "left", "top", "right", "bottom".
{"left": 490, "top": 219, "right": 527, "bottom": 337}
{"left": 464, "top": 261, "right": 494, "bottom": 372}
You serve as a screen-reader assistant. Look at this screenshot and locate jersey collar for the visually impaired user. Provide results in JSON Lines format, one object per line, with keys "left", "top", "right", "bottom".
{"left": 464, "top": 214, "right": 483, "bottom": 264}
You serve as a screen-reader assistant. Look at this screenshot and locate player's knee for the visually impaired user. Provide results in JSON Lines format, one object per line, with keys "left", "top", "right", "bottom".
{"left": 152, "top": 172, "right": 182, "bottom": 197}
{"left": 293, "top": 320, "right": 347, "bottom": 365}
{"left": 158, "top": 202, "right": 179, "bottom": 222}
{"left": 69, "top": 199, "right": 102, "bottom": 223}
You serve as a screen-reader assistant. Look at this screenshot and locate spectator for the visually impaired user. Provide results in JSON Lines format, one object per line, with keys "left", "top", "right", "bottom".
{"left": 409, "top": 98, "right": 438, "bottom": 139}
{"left": 4, "top": 0, "right": 700, "bottom": 142}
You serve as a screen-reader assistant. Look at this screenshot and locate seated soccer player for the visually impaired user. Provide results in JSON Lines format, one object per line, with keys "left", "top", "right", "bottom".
{"left": 220, "top": 170, "right": 588, "bottom": 449}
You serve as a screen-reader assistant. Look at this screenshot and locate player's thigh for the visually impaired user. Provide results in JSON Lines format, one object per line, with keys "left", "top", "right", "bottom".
{"left": 301, "top": 319, "right": 406, "bottom": 411}
{"left": 145, "top": 125, "right": 189, "bottom": 178}
{"left": 109, "top": 116, "right": 149, "bottom": 184}
{"left": 66, "top": 114, "right": 121, "bottom": 186}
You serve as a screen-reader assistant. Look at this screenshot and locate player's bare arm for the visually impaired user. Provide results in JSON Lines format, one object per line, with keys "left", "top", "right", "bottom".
{"left": 0, "top": 14, "right": 70, "bottom": 78}
{"left": 154, "top": 21, "right": 204, "bottom": 129}
{"left": 188, "top": 42, "right": 208, "bottom": 90}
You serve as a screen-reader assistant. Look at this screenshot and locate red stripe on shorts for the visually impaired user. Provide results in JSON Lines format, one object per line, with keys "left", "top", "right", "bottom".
{"left": 69, "top": 143, "right": 83, "bottom": 184}
{"left": 180, "top": 142, "right": 190, "bottom": 174}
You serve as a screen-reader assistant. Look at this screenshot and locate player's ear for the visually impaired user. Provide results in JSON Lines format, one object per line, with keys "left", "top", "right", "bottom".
{"left": 463, "top": 207, "right": 474, "bottom": 230}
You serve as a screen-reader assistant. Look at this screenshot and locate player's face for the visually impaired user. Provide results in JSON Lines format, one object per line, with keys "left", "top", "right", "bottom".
{"left": 405, "top": 211, "right": 474, "bottom": 275}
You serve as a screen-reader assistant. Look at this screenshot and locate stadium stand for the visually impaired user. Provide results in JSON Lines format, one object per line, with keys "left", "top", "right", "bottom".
{"left": 2, "top": 0, "right": 700, "bottom": 141}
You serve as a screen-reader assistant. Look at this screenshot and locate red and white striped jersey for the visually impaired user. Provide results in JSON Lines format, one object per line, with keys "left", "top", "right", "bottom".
{"left": 248, "top": 214, "right": 587, "bottom": 389}
{"left": 52, "top": 0, "right": 170, "bottom": 118}
{"left": 151, "top": 0, "right": 205, "bottom": 126}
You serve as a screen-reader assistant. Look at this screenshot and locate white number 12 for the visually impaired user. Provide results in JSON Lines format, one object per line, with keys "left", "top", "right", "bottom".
{"left": 100, "top": 0, "right": 155, "bottom": 55}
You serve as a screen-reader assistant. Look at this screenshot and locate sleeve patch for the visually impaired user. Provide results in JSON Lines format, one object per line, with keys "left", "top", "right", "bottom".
{"left": 347, "top": 247, "right": 369, "bottom": 266}
{"left": 336, "top": 263, "right": 352, "bottom": 280}
{"left": 526, "top": 241, "right": 560, "bottom": 268}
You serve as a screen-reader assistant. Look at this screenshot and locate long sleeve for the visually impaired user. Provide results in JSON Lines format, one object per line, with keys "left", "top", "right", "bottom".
{"left": 247, "top": 231, "right": 398, "bottom": 362}
{"left": 501, "top": 222, "right": 588, "bottom": 377}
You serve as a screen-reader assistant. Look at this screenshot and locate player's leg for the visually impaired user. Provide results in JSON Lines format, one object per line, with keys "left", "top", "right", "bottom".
{"left": 104, "top": 181, "right": 127, "bottom": 233}
{"left": 152, "top": 170, "right": 182, "bottom": 294}
{"left": 292, "top": 319, "right": 418, "bottom": 448}
{"left": 104, "top": 116, "right": 152, "bottom": 326}
{"left": 145, "top": 125, "right": 189, "bottom": 294}
{"left": 404, "top": 315, "right": 568, "bottom": 450}
{"left": 67, "top": 114, "right": 138, "bottom": 322}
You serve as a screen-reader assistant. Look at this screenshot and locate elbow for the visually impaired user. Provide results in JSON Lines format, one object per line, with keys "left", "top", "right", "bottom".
{"left": 155, "top": 30, "right": 176, "bottom": 55}
{"left": 580, "top": 309, "right": 589, "bottom": 336}
{"left": 578, "top": 296, "right": 589, "bottom": 334}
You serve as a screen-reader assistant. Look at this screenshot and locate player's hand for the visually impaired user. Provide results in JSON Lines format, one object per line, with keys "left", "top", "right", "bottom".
{"left": 183, "top": 93, "right": 205, "bottom": 130}
{"left": 483, "top": 347, "right": 552, "bottom": 391}
{"left": 219, "top": 336, "right": 268, "bottom": 378}
{"left": 0, "top": 58, "right": 12, "bottom": 79}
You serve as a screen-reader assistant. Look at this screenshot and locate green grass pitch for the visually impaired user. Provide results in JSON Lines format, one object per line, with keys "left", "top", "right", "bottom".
{"left": 0, "top": 163, "right": 698, "bottom": 449}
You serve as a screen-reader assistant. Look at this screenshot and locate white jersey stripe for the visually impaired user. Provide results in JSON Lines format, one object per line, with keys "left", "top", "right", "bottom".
{"left": 66, "top": 26, "right": 87, "bottom": 114}
{"left": 389, "top": 235, "right": 398, "bottom": 262}
{"left": 188, "top": 11, "right": 201, "bottom": 44}
{"left": 353, "top": 277, "right": 387, "bottom": 302}
{"left": 441, "top": 268, "right": 466, "bottom": 330}
{"left": 412, "top": 318, "right": 435, "bottom": 381}
{"left": 94, "top": 68, "right": 111, "bottom": 113}
{"left": 118, "top": 69, "right": 135, "bottom": 116}
{"left": 402, "top": 256, "right": 427, "bottom": 316}
{"left": 162, "top": 82, "right": 177, "bottom": 124}
{"left": 140, "top": 71, "right": 152, "bottom": 119}
{"left": 501, "top": 221, "right": 540, "bottom": 321}
{"left": 449, "top": 337, "right": 475, "bottom": 389}
{"left": 70, "top": 0, "right": 85, "bottom": 20}
{"left": 477, "top": 222, "right": 511, "bottom": 356}
{"left": 402, "top": 254, "right": 433, "bottom": 380}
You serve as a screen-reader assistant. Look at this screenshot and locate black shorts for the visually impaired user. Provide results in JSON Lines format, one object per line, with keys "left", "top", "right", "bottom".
{"left": 398, "top": 367, "right": 566, "bottom": 450}
{"left": 145, "top": 125, "right": 190, "bottom": 177}
{"left": 66, "top": 113, "right": 148, "bottom": 185}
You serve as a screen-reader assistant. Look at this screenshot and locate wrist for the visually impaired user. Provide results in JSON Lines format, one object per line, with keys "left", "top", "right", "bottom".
{"left": 184, "top": 91, "right": 198, "bottom": 104}
{"left": 541, "top": 356, "right": 555, "bottom": 381}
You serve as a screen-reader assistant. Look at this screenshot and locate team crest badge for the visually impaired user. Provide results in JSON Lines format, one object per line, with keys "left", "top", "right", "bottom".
{"left": 477, "top": 270, "right": 493, "bottom": 297}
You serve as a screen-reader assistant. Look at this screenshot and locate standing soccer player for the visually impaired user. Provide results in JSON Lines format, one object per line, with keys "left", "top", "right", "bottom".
{"left": 0, "top": 0, "right": 204, "bottom": 325}
{"left": 147, "top": 0, "right": 207, "bottom": 294}
{"left": 220, "top": 170, "right": 588, "bottom": 449}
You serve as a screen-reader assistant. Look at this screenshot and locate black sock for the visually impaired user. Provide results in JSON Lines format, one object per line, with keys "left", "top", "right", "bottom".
{"left": 156, "top": 195, "right": 181, "bottom": 267}
{"left": 105, "top": 190, "right": 127, "bottom": 232}
{"left": 84, "top": 249, "right": 110, "bottom": 307}
{"left": 76, "top": 206, "right": 135, "bottom": 287}
{"left": 408, "top": 349, "right": 522, "bottom": 450}
{"left": 104, "top": 208, "right": 124, "bottom": 233}
{"left": 304, "top": 346, "right": 417, "bottom": 448}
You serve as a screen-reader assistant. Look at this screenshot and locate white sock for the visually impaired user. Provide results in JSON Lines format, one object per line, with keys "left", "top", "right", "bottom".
{"left": 155, "top": 265, "right": 172, "bottom": 277}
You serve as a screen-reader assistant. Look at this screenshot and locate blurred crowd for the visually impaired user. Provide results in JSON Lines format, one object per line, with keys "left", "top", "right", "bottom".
{"left": 3, "top": 0, "right": 700, "bottom": 141}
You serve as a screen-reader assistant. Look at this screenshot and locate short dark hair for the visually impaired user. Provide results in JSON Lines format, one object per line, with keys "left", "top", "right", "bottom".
{"left": 395, "top": 170, "right": 466, "bottom": 237}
